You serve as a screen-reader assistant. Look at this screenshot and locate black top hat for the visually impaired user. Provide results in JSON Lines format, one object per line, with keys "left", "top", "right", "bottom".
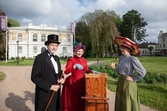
{"left": 45, "top": 34, "right": 61, "bottom": 45}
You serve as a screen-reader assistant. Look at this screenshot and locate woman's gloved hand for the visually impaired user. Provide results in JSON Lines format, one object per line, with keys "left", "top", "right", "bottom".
{"left": 92, "top": 70, "right": 101, "bottom": 74}
{"left": 74, "top": 64, "right": 84, "bottom": 70}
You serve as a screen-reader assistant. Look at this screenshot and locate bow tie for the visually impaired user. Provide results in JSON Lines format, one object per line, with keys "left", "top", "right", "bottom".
{"left": 47, "top": 50, "right": 56, "bottom": 58}
{"left": 49, "top": 54, "right": 56, "bottom": 58}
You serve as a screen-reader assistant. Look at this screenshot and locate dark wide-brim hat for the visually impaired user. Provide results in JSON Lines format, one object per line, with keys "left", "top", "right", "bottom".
{"left": 45, "top": 34, "right": 61, "bottom": 45}
{"left": 114, "top": 36, "right": 140, "bottom": 56}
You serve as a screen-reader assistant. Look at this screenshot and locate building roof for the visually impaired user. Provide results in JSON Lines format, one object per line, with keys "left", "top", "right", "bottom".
{"left": 137, "top": 42, "right": 158, "bottom": 48}
{"left": 161, "top": 32, "right": 167, "bottom": 37}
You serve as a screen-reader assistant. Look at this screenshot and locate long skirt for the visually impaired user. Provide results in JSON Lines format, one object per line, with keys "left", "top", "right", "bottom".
{"left": 114, "top": 75, "right": 141, "bottom": 111}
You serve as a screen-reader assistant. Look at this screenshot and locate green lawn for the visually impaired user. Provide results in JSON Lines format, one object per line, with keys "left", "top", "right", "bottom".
{"left": 105, "top": 56, "right": 167, "bottom": 111}
{"left": 139, "top": 56, "right": 167, "bottom": 74}
{"left": 0, "top": 58, "right": 67, "bottom": 66}
{"left": 0, "top": 56, "right": 167, "bottom": 111}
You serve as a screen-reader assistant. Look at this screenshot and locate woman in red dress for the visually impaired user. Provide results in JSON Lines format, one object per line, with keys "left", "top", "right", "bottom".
{"left": 62, "top": 43, "right": 99, "bottom": 111}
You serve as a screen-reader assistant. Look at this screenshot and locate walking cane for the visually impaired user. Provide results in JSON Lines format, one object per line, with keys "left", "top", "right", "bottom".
{"left": 44, "top": 69, "right": 65, "bottom": 111}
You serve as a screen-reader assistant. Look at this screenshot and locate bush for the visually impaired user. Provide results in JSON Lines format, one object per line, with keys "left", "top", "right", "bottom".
{"left": 160, "top": 74, "right": 167, "bottom": 83}
{"left": 89, "top": 63, "right": 167, "bottom": 84}
{"left": 89, "top": 64, "right": 119, "bottom": 79}
{"left": 141, "top": 72, "right": 167, "bottom": 84}
{"left": 11, "top": 57, "right": 15, "bottom": 60}
{"left": 21, "top": 56, "right": 26, "bottom": 59}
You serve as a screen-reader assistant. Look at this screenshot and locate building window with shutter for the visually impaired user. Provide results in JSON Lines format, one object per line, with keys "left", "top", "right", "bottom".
{"left": 33, "top": 33, "right": 38, "bottom": 42}
{"left": 41, "top": 34, "right": 46, "bottom": 42}
{"left": 18, "top": 46, "right": 22, "bottom": 53}
{"left": 33, "top": 46, "right": 37, "bottom": 53}
{"left": 18, "top": 33, "right": 23, "bottom": 42}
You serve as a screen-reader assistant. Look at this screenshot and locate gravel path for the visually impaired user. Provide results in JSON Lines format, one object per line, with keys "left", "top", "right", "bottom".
{"left": 0, "top": 65, "right": 159, "bottom": 111}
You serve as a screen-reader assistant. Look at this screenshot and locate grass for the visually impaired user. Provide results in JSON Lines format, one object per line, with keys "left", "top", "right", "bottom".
{"left": 105, "top": 56, "right": 167, "bottom": 111}
{"left": 0, "top": 72, "right": 6, "bottom": 82}
{"left": 0, "top": 56, "right": 167, "bottom": 111}
{"left": 138, "top": 84, "right": 167, "bottom": 111}
{"left": 138, "top": 56, "right": 167, "bottom": 74}
{"left": 0, "top": 58, "right": 67, "bottom": 66}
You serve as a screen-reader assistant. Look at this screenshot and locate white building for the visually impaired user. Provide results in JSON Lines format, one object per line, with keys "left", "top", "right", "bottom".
{"left": 138, "top": 42, "right": 158, "bottom": 56}
{"left": 158, "top": 31, "right": 167, "bottom": 55}
{"left": 7, "top": 23, "right": 73, "bottom": 59}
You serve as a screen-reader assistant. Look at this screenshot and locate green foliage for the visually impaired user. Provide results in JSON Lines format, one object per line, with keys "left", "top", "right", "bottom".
{"left": 121, "top": 9, "right": 148, "bottom": 42}
{"left": 76, "top": 9, "right": 120, "bottom": 57}
{"left": 0, "top": 50, "right": 5, "bottom": 60}
{"left": 148, "top": 46, "right": 153, "bottom": 55}
{"left": 8, "top": 18, "right": 20, "bottom": 27}
{"left": 0, "top": 58, "right": 67, "bottom": 66}
{"left": 11, "top": 57, "right": 15, "bottom": 60}
{"left": 21, "top": 56, "right": 26, "bottom": 59}
{"left": 89, "top": 64, "right": 119, "bottom": 78}
{"left": 75, "top": 21, "right": 92, "bottom": 57}
{"left": 0, "top": 72, "right": 6, "bottom": 82}
{"left": 88, "top": 56, "right": 167, "bottom": 111}
{"left": 138, "top": 84, "right": 167, "bottom": 111}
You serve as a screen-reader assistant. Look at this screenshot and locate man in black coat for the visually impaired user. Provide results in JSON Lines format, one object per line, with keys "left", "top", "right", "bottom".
{"left": 31, "top": 34, "right": 65, "bottom": 111}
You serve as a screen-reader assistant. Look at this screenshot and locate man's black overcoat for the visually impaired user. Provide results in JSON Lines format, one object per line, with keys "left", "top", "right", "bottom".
{"left": 31, "top": 51, "right": 62, "bottom": 111}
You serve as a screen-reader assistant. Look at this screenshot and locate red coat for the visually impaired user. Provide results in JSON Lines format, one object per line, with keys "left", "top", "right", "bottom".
{"left": 62, "top": 56, "right": 92, "bottom": 111}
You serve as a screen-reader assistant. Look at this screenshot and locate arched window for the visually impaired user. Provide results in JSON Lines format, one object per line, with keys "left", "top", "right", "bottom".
{"left": 33, "top": 33, "right": 38, "bottom": 42}
{"left": 41, "top": 47, "right": 46, "bottom": 53}
{"left": 18, "top": 33, "right": 23, "bottom": 42}
{"left": 62, "top": 38, "right": 67, "bottom": 43}
{"left": 41, "top": 34, "right": 46, "bottom": 42}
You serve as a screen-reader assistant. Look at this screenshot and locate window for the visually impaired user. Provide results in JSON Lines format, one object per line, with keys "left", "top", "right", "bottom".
{"left": 18, "top": 46, "right": 22, "bottom": 53}
{"left": 41, "top": 47, "right": 46, "bottom": 53}
{"left": 142, "top": 50, "right": 144, "bottom": 54}
{"left": 62, "top": 38, "right": 67, "bottom": 43}
{"left": 145, "top": 50, "right": 147, "bottom": 54}
{"left": 33, "top": 33, "right": 38, "bottom": 41}
{"left": 163, "top": 44, "right": 165, "bottom": 48}
{"left": 18, "top": 33, "right": 23, "bottom": 42}
{"left": 163, "top": 38, "right": 165, "bottom": 42}
{"left": 41, "top": 34, "right": 46, "bottom": 42}
{"left": 33, "top": 46, "right": 37, "bottom": 53}
{"left": 63, "top": 47, "right": 67, "bottom": 53}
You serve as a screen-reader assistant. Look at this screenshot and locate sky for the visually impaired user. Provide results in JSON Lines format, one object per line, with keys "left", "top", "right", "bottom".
{"left": 0, "top": 0, "right": 167, "bottom": 43}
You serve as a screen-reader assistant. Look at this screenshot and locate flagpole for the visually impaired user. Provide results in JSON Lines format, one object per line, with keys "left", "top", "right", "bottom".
{"left": 5, "top": 16, "right": 8, "bottom": 63}
{"left": 74, "top": 22, "right": 75, "bottom": 42}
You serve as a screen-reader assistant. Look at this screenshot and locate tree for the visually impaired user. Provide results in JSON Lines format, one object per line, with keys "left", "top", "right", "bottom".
{"left": 76, "top": 10, "right": 120, "bottom": 59}
{"left": 75, "top": 21, "right": 92, "bottom": 57}
{"left": 121, "top": 10, "right": 148, "bottom": 43}
{"left": 91, "top": 12, "right": 119, "bottom": 62}
{"left": 0, "top": 7, "right": 20, "bottom": 60}
{"left": 148, "top": 46, "right": 153, "bottom": 56}
{"left": 0, "top": 7, "right": 6, "bottom": 59}
{"left": 8, "top": 18, "right": 20, "bottom": 27}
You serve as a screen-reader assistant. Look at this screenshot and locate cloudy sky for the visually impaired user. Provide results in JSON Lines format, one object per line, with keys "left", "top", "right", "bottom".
{"left": 0, "top": 0, "right": 167, "bottom": 43}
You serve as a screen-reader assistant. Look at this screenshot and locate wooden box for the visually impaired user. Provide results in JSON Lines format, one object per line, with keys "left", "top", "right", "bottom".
{"left": 82, "top": 73, "right": 109, "bottom": 111}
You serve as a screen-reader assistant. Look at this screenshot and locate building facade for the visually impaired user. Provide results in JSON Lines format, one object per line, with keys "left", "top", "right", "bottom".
{"left": 138, "top": 42, "right": 158, "bottom": 56}
{"left": 7, "top": 23, "right": 73, "bottom": 59}
{"left": 158, "top": 31, "right": 167, "bottom": 55}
